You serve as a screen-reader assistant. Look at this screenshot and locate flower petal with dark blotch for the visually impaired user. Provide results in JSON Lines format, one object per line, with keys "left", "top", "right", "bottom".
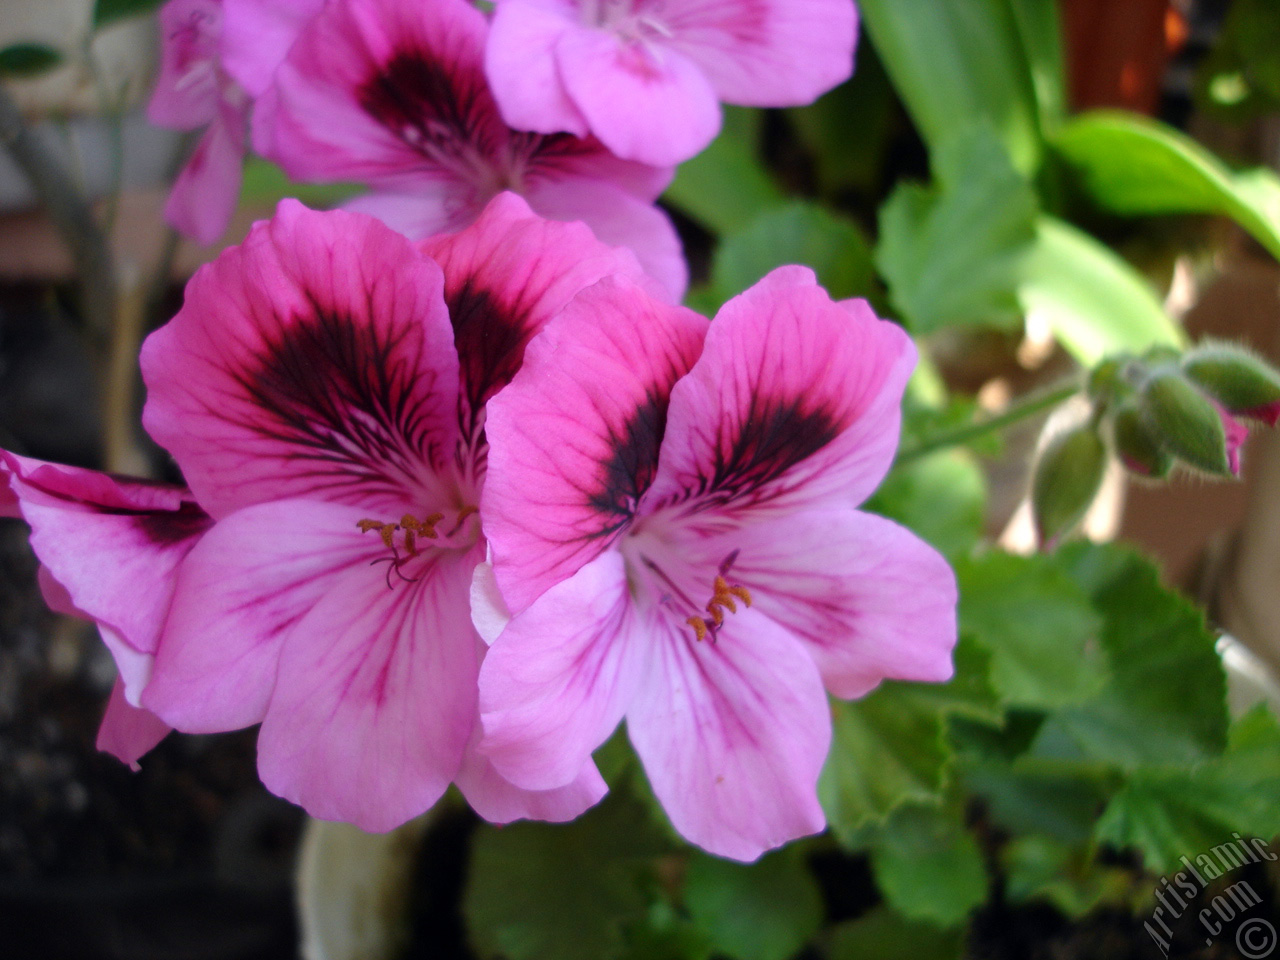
{"left": 421, "top": 192, "right": 647, "bottom": 437}
{"left": 141, "top": 201, "right": 462, "bottom": 519}
{"left": 482, "top": 276, "right": 707, "bottom": 613}
{"left": 642, "top": 266, "right": 916, "bottom": 518}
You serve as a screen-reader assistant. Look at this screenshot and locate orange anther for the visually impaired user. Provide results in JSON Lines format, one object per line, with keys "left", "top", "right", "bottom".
{"left": 728, "top": 585, "right": 753, "bottom": 607}
{"left": 706, "top": 602, "right": 725, "bottom": 626}
{"left": 714, "top": 575, "right": 730, "bottom": 596}
{"left": 687, "top": 616, "right": 709, "bottom": 642}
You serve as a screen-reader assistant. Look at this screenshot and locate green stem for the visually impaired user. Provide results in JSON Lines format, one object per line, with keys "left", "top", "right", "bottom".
{"left": 895, "top": 380, "right": 1080, "bottom": 467}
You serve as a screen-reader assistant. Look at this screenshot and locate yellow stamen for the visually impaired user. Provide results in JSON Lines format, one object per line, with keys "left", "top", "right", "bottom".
{"left": 712, "top": 592, "right": 737, "bottom": 614}
{"left": 706, "top": 602, "right": 725, "bottom": 627}
{"left": 728, "top": 585, "right": 753, "bottom": 607}
{"left": 686, "top": 616, "right": 709, "bottom": 642}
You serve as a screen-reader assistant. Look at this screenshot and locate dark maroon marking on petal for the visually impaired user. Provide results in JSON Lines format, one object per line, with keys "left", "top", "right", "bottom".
{"left": 356, "top": 48, "right": 503, "bottom": 167}
{"left": 134, "top": 501, "right": 215, "bottom": 546}
{"left": 518, "top": 130, "right": 609, "bottom": 176}
{"left": 447, "top": 281, "right": 534, "bottom": 433}
{"left": 223, "top": 296, "right": 450, "bottom": 503}
{"left": 693, "top": 398, "right": 841, "bottom": 506}
{"left": 588, "top": 393, "right": 667, "bottom": 530}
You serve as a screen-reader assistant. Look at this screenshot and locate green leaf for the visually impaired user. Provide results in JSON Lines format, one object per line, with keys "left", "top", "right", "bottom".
{"left": 619, "top": 904, "right": 714, "bottom": 960}
{"left": 956, "top": 551, "right": 1106, "bottom": 710}
{"left": 858, "top": 0, "right": 1048, "bottom": 172}
{"left": 1007, "top": 0, "right": 1067, "bottom": 133}
{"left": 1018, "top": 215, "right": 1185, "bottom": 366}
{"left": 817, "top": 641, "right": 999, "bottom": 845}
{"left": 465, "top": 790, "right": 671, "bottom": 960}
{"left": 827, "top": 907, "right": 964, "bottom": 960}
{"left": 1054, "top": 110, "right": 1280, "bottom": 263}
{"left": 1002, "top": 835, "right": 1134, "bottom": 917}
{"left": 664, "top": 107, "right": 785, "bottom": 235}
{"left": 786, "top": 47, "right": 896, "bottom": 196}
{"left": 877, "top": 128, "right": 1037, "bottom": 334}
{"left": 239, "top": 158, "right": 363, "bottom": 208}
{"left": 1038, "top": 544, "right": 1229, "bottom": 770}
{"left": 0, "top": 43, "right": 62, "bottom": 78}
{"left": 961, "top": 753, "right": 1115, "bottom": 845}
{"left": 868, "top": 448, "right": 987, "bottom": 558}
{"left": 1094, "top": 706, "right": 1280, "bottom": 872}
{"left": 684, "top": 848, "right": 823, "bottom": 960}
{"left": 1231, "top": 0, "right": 1280, "bottom": 99}
{"left": 92, "top": 0, "right": 165, "bottom": 29}
{"left": 869, "top": 803, "right": 988, "bottom": 927}
{"left": 819, "top": 684, "right": 953, "bottom": 842}
{"left": 711, "top": 202, "right": 875, "bottom": 307}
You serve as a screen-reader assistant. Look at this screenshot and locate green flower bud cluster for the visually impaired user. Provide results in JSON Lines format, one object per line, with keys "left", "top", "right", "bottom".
{"left": 1031, "top": 342, "right": 1280, "bottom": 548}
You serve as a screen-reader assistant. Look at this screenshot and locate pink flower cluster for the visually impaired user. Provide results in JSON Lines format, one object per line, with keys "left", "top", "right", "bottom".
{"left": 148, "top": 0, "right": 860, "bottom": 300}
{"left": 3, "top": 0, "right": 959, "bottom": 862}
{"left": 4, "top": 194, "right": 955, "bottom": 858}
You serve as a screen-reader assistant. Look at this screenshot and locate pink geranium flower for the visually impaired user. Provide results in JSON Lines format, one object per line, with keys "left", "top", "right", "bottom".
{"left": 0, "top": 453, "right": 211, "bottom": 767}
{"left": 4, "top": 193, "right": 642, "bottom": 828}
{"left": 477, "top": 266, "right": 957, "bottom": 860}
{"left": 132, "top": 193, "right": 650, "bottom": 829}
{"left": 485, "top": 0, "right": 859, "bottom": 166}
{"left": 256, "top": 0, "right": 687, "bottom": 299}
{"left": 149, "top": 0, "right": 252, "bottom": 245}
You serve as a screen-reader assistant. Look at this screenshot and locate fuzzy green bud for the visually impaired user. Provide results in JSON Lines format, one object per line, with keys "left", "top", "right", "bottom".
{"left": 1031, "top": 424, "right": 1107, "bottom": 548}
{"left": 1111, "top": 402, "right": 1173, "bottom": 479}
{"left": 1139, "top": 370, "right": 1233, "bottom": 476}
{"left": 1183, "top": 342, "right": 1280, "bottom": 426}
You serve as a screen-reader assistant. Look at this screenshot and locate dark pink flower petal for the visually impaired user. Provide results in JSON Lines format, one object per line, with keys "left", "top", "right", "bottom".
{"left": 485, "top": 0, "right": 588, "bottom": 136}
{"left": 97, "top": 679, "right": 172, "bottom": 771}
{"left": 1, "top": 452, "right": 211, "bottom": 666}
{"left": 642, "top": 267, "right": 916, "bottom": 518}
{"left": 455, "top": 717, "right": 608, "bottom": 823}
{"left": 221, "top": 0, "right": 324, "bottom": 96}
{"left": 695, "top": 507, "right": 957, "bottom": 699}
{"left": 256, "top": 532, "right": 482, "bottom": 832}
{"left": 663, "top": 0, "right": 858, "bottom": 106}
{"left": 264, "top": 0, "right": 678, "bottom": 284}
{"left": 553, "top": 26, "right": 721, "bottom": 166}
{"left": 149, "top": 0, "right": 224, "bottom": 130}
{"left": 483, "top": 277, "right": 708, "bottom": 613}
{"left": 422, "top": 191, "right": 649, "bottom": 432}
{"left": 523, "top": 178, "right": 687, "bottom": 302}
{"left": 480, "top": 551, "right": 645, "bottom": 791}
{"left": 264, "top": 0, "right": 503, "bottom": 190}
{"left": 143, "top": 500, "right": 389, "bottom": 733}
{"left": 627, "top": 608, "right": 829, "bottom": 862}
{"left": 141, "top": 200, "right": 462, "bottom": 519}
{"left": 164, "top": 100, "right": 248, "bottom": 246}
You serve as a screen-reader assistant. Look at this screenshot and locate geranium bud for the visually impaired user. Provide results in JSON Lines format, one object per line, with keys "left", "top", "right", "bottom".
{"left": 1139, "top": 370, "right": 1234, "bottom": 476}
{"left": 1032, "top": 424, "right": 1107, "bottom": 548}
{"left": 1183, "top": 343, "right": 1280, "bottom": 426}
{"left": 1111, "top": 403, "right": 1173, "bottom": 479}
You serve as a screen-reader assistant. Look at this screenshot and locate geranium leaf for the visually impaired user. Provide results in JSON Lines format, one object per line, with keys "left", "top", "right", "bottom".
{"left": 877, "top": 128, "right": 1037, "bottom": 334}
{"left": 956, "top": 551, "right": 1107, "bottom": 710}
{"left": 869, "top": 802, "right": 988, "bottom": 927}
{"left": 684, "top": 848, "right": 823, "bottom": 960}
{"left": 827, "top": 906, "right": 965, "bottom": 960}
{"left": 465, "top": 789, "right": 671, "bottom": 960}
